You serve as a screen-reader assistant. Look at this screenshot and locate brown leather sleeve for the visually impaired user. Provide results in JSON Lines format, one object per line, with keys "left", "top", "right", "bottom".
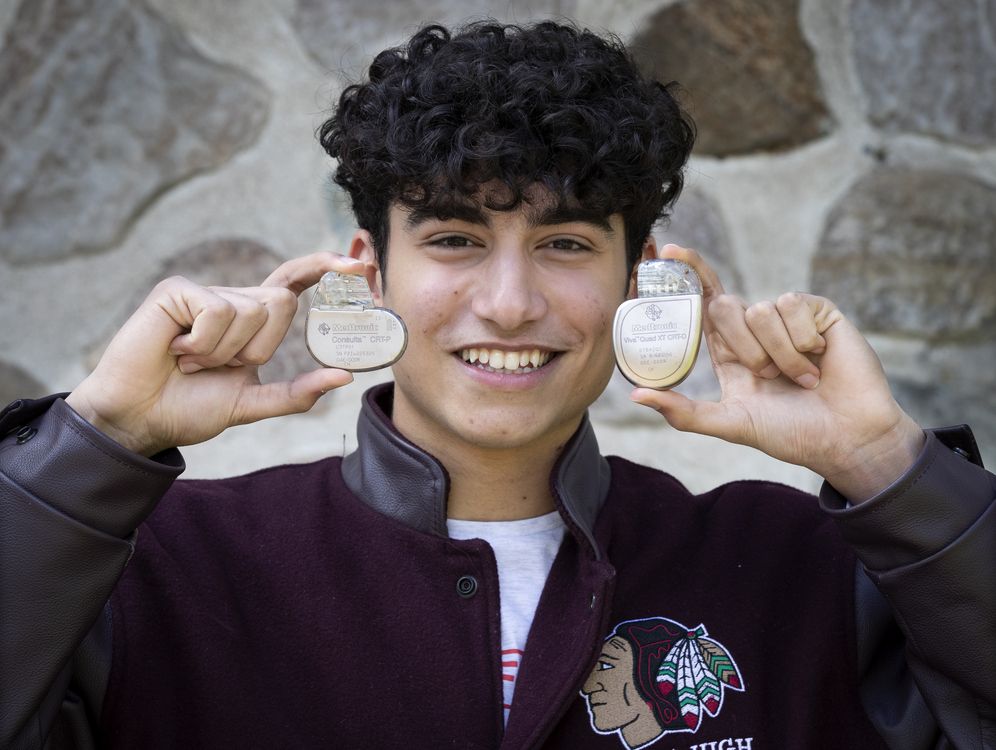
{"left": 821, "top": 427, "right": 996, "bottom": 750}
{"left": 0, "top": 395, "right": 183, "bottom": 749}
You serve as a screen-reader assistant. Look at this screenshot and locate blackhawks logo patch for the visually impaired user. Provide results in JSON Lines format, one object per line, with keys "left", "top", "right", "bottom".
{"left": 580, "top": 617, "right": 745, "bottom": 750}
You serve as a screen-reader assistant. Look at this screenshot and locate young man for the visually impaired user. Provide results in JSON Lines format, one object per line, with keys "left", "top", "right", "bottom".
{"left": 2, "top": 21, "right": 993, "bottom": 750}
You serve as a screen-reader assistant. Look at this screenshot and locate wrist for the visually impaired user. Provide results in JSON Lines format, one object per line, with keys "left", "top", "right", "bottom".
{"left": 822, "top": 413, "right": 925, "bottom": 504}
{"left": 64, "top": 390, "right": 159, "bottom": 457}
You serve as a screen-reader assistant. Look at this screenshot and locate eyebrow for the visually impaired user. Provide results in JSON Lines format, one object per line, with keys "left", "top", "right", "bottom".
{"left": 403, "top": 203, "right": 615, "bottom": 235}
{"left": 404, "top": 203, "right": 488, "bottom": 228}
{"left": 532, "top": 205, "right": 615, "bottom": 234}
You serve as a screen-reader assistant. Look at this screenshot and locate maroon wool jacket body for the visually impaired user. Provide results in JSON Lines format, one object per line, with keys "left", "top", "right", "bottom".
{"left": 1, "top": 384, "right": 993, "bottom": 749}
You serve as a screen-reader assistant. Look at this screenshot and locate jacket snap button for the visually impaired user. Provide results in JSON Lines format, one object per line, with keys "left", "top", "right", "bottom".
{"left": 456, "top": 575, "right": 478, "bottom": 598}
{"left": 14, "top": 426, "right": 37, "bottom": 444}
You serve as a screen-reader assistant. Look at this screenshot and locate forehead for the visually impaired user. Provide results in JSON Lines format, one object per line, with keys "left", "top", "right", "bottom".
{"left": 604, "top": 637, "right": 631, "bottom": 654}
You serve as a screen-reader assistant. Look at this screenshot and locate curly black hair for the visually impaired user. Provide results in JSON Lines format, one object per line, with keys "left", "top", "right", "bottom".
{"left": 319, "top": 20, "right": 695, "bottom": 276}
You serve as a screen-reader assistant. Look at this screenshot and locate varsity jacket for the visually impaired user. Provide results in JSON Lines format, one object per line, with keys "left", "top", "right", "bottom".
{"left": 1, "top": 384, "right": 993, "bottom": 749}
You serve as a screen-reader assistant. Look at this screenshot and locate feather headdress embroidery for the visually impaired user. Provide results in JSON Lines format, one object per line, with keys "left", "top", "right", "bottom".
{"left": 581, "top": 617, "right": 746, "bottom": 749}
{"left": 654, "top": 624, "right": 743, "bottom": 729}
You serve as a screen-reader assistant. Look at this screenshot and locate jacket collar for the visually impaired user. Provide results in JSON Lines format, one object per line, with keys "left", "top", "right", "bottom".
{"left": 340, "top": 383, "right": 611, "bottom": 559}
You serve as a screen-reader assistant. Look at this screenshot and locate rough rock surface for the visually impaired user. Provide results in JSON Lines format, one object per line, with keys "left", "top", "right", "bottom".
{"left": 291, "top": 0, "right": 558, "bottom": 74}
{"left": 891, "top": 372, "right": 996, "bottom": 471}
{"left": 630, "top": 0, "right": 833, "bottom": 156}
{"left": 655, "top": 188, "right": 742, "bottom": 295}
{"left": 851, "top": 0, "right": 996, "bottom": 146}
{"left": 0, "top": 0, "right": 270, "bottom": 265}
{"left": 0, "top": 360, "right": 48, "bottom": 404}
{"left": 812, "top": 168, "right": 996, "bottom": 339}
{"left": 86, "top": 238, "right": 320, "bottom": 392}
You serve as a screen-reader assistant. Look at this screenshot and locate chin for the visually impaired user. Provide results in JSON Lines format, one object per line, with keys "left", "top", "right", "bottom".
{"left": 450, "top": 415, "right": 572, "bottom": 452}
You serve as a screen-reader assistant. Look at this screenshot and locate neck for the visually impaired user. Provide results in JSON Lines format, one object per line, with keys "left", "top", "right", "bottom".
{"left": 440, "top": 441, "right": 561, "bottom": 521}
{"left": 391, "top": 405, "right": 577, "bottom": 523}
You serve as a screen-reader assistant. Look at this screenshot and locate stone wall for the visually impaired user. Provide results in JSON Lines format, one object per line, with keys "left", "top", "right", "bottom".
{"left": 2, "top": 0, "right": 993, "bottom": 492}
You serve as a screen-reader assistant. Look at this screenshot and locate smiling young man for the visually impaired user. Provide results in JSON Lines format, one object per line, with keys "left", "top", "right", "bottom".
{"left": 2, "top": 21, "right": 994, "bottom": 750}
{"left": 368, "top": 196, "right": 629, "bottom": 521}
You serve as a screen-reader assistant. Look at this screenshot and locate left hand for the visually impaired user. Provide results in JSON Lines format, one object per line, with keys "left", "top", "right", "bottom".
{"left": 632, "top": 244, "right": 925, "bottom": 501}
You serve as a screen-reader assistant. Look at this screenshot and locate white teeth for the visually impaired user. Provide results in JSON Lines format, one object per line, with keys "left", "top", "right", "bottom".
{"left": 459, "top": 347, "right": 553, "bottom": 373}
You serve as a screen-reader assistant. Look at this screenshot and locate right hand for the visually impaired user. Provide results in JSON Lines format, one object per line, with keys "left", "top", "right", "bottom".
{"left": 66, "top": 252, "right": 363, "bottom": 456}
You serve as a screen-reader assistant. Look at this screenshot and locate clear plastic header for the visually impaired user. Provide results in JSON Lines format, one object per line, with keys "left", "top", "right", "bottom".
{"left": 311, "top": 272, "right": 374, "bottom": 311}
{"left": 636, "top": 259, "right": 702, "bottom": 297}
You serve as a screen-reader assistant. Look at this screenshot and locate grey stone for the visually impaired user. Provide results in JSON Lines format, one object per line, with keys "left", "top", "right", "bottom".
{"left": 630, "top": 0, "right": 833, "bottom": 157}
{"left": 291, "top": 0, "right": 558, "bottom": 75}
{"left": 656, "top": 188, "right": 742, "bottom": 295}
{"left": 0, "top": 0, "right": 270, "bottom": 265}
{"left": 812, "top": 168, "right": 996, "bottom": 340}
{"left": 0, "top": 359, "right": 48, "bottom": 403}
{"left": 851, "top": 0, "right": 996, "bottom": 146}
{"left": 890, "top": 369, "right": 996, "bottom": 471}
{"left": 87, "top": 238, "right": 322, "bottom": 394}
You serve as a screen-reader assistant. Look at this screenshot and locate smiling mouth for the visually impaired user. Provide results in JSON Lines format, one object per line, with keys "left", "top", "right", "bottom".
{"left": 458, "top": 347, "right": 556, "bottom": 374}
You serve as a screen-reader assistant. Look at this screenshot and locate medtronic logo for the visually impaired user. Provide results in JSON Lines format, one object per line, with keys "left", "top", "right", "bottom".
{"left": 645, "top": 304, "right": 663, "bottom": 322}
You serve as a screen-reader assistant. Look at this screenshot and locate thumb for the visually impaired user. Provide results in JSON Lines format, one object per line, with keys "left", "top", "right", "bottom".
{"left": 630, "top": 388, "right": 744, "bottom": 444}
{"left": 232, "top": 368, "right": 354, "bottom": 425}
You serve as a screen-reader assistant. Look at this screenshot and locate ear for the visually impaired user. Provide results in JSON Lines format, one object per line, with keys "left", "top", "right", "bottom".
{"left": 348, "top": 229, "right": 384, "bottom": 305}
{"left": 626, "top": 236, "right": 658, "bottom": 299}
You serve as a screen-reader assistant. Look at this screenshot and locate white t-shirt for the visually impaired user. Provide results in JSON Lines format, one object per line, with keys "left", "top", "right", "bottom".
{"left": 447, "top": 510, "right": 566, "bottom": 725}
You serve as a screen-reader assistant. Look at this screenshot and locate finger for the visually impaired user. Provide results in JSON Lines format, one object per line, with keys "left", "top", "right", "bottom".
{"left": 205, "top": 286, "right": 299, "bottom": 366}
{"left": 703, "top": 330, "right": 762, "bottom": 392}
{"left": 656, "top": 244, "right": 727, "bottom": 299}
{"left": 630, "top": 388, "right": 749, "bottom": 445}
{"left": 231, "top": 368, "right": 354, "bottom": 424}
{"left": 743, "top": 301, "right": 821, "bottom": 388}
{"left": 172, "top": 291, "right": 269, "bottom": 373}
{"left": 656, "top": 244, "right": 728, "bottom": 344}
{"left": 261, "top": 252, "right": 366, "bottom": 295}
{"left": 707, "top": 294, "right": 779, "bottom": 378}
{"left": 775, "top": 292, "right": 827, "bottom": 354}
{"left": 159, "top": 283, "right": 238, "bottom": 364}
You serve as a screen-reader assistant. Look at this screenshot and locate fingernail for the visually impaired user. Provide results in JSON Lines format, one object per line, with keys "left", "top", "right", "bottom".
{"left": 797, "top": 373, "right": 819, "bottom": 389}
{"left": 179, "top": 362, "right": 203, "bottom": 374}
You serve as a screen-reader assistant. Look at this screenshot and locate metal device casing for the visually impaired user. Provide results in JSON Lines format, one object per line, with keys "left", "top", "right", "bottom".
{"left": 612, "top": 259, "right": 703, "bottom": 389}
{"left": 305, "top": 272, "right": 407, "bottom": 372}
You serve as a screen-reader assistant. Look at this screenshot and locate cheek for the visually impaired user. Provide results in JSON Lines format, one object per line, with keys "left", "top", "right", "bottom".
{"left": 389, "top": 283, "right": 463, "bottom": 337}
{"left": 571, "top": 286, "right": 618, "bottom": 341}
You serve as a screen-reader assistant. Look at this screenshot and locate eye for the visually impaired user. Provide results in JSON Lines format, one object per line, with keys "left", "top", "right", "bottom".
{"left": 431, "top": 235, "right": 477, "bottom": 248}
{"left": 546, "top": 238, "right": 591, "bottom": 252}
{"left": 597, "top": 660, "right": 615, "bottom": 671}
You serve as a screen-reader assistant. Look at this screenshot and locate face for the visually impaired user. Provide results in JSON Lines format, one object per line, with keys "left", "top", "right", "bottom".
{"left": 582, "top": 636, "right": 642, "bottom": 731}
{"left": 353, "top": 187, "right": 635, "bottom": 458}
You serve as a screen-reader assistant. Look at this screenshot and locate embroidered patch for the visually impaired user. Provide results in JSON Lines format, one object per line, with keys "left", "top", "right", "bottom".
{"left": 580, "top": 617, "right": 745, "bottom": 750}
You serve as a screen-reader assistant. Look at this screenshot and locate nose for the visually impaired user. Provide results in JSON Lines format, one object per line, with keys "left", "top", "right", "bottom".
{"left": 470, "top": 248, "right": 547, "bottom": 331}
{"left": 581, "top": 674, "right": 603, "bottom": 695}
